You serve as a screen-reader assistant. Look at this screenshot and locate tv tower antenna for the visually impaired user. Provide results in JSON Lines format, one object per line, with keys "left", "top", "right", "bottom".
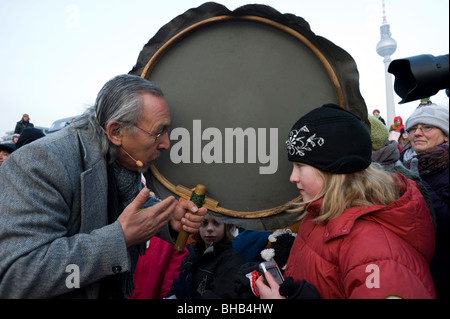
{"left": 376, "top": 0, "right": 397, "bottom": 127}
{"left": 382, "top": 0, "right": 387, "bottom": 24}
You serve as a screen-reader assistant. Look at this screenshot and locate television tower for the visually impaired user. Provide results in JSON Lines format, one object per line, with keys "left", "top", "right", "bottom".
{"left": 376, "top": 0, "right": 397, "bottom": 127}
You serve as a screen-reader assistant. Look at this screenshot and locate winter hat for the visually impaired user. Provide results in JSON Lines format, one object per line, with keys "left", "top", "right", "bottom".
{"left": 286, "top": 103, "right": 372, "bottom": 174}
{"left": 15, "top": 127, "right": 45, "bottom": 149}
{"left": 368, "top": 115, "right": 389, "bottom": 151}
{"left": 405, "top": 103, "right": 449, "bottom": 137}
{"left": 0, "top": 143, "right": 16, "bottom": 154}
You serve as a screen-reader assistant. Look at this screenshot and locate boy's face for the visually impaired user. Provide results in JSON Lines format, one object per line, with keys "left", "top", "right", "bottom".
{"left": 199, "top": 214, "right": 225, "bottom": 247}
{"left": 0, "top": 150, "right": 11, "bottom": 165}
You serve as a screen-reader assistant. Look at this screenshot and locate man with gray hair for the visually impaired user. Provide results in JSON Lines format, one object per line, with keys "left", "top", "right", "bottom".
{"left": 0, "top": 74, "right": 207, "bottom": 298}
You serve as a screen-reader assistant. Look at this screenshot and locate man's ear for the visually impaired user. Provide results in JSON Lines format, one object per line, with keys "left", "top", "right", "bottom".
{"left": 106, "top": 121, "right": 123, "bottom": 146}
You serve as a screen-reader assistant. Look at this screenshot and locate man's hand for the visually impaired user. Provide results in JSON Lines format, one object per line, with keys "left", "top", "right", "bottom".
{"left": 118, "top": 188, "right": 178, "bottom": 247}
{"left": 117, "top": 188, "right": 207, "bottom": 248}
{"left": 170, "top": 199, "right": 207, "bottom": 234}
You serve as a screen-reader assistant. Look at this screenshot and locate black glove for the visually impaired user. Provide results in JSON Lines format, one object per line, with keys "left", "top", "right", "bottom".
{"left": 233, "top": 262, "right": 260, "bottom": 299}
{"left": 279, "top": 277, "right": 320, "bottom": 299}
{"left": 270, "top": 233, "right": 296, "bottom": 268}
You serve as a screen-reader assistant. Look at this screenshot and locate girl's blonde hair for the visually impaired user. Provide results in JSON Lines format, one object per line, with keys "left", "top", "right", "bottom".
{"left": 289, "top": 163, "right": 400, "bottom": 224}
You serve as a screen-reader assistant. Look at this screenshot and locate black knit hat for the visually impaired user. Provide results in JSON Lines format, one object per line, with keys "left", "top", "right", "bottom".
{"left": 0, "top": 143, "right": 16, "bottom": 154}
{"left": 15, "top": 127, "right": 45, "bottom": 149}
{"left": 286, "top": 104, "right": 372, "bottom": 174}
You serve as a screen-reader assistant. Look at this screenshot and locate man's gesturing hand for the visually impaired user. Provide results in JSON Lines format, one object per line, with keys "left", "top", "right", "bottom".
{"left": 118, "top": 188, "right": 207, "bottom": 248}
{"left": 118, "top": 188, "right": 177, "bottom": 247}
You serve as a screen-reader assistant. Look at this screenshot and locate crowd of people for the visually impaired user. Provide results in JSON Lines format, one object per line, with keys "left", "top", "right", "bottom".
{"left": 0, "top": 74, "right": 448, "bottom": 299}
{"left": 0, "top": 114, "right": 45, "bottom": 167}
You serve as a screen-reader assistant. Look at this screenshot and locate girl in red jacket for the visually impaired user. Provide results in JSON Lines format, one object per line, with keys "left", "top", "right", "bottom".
{"left": 256, "top": 104, "right": 436, "bottom": 299}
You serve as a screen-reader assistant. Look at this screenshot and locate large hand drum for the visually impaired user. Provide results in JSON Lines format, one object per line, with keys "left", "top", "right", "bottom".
{"left": 130, "top": 3, "right": 368, "bottom": 230}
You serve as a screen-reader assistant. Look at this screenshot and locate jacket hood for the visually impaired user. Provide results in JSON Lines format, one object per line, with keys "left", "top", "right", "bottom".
{"left": 308, "top": 173, "right": 435, "bottom": 262}
{"left": 393, "top": 116, "right": 403, "bottom": 124}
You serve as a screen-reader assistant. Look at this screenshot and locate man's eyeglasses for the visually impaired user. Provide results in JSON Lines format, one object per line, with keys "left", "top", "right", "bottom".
{"left": 135, "top": 125, "right": 170, "bottom": 142}
{"left": 406, "top": 124, "right": 435, "bottom": 135}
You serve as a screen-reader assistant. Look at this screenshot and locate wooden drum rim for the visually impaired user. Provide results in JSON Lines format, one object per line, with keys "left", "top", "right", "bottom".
{"left": 140, "top": 15, "right": 344, "bottom": 218}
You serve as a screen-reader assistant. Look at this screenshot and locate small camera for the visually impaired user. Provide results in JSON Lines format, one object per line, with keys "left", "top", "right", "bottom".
{"left": 259, "top": 260, "right": 284, "bottom": 286}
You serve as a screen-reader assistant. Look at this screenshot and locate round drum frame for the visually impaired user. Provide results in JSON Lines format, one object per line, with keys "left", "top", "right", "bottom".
{"left": 140, "top": 15, "right": 345, "bottom": 218}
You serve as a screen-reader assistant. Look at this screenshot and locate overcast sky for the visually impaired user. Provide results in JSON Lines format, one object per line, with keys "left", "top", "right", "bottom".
{"left": 0, "top": 0, "right": 448, "bottom": 136}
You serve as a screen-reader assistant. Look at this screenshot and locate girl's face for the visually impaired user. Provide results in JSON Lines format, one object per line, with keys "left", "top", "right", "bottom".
{"left": 199, "top": 214, "right": 225, "bottom": 248}
{"left": 289, "top": 162, "right": 324, "bottom": 202}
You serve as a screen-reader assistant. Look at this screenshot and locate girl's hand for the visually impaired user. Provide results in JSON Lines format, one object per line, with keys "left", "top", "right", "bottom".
{"left": 255, "top": 271, "right": 286, "bottom": 299}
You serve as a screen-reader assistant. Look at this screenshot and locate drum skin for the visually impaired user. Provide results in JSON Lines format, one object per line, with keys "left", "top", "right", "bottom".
{"left": 129, "top": 3, "right": 368, "bottom": 230}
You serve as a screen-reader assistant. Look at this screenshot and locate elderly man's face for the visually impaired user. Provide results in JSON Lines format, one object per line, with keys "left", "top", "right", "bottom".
{"left": 118, "top": 93, "right": 171, "bottom": 172}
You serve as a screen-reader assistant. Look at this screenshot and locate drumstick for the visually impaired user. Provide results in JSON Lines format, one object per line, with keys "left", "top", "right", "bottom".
{"left": 174, "top": 184, "right": 206, "bottom": 251}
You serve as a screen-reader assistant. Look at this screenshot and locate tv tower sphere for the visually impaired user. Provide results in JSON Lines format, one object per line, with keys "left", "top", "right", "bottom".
{"left": 377, "top": 23, "right": 397, "bottom": 57}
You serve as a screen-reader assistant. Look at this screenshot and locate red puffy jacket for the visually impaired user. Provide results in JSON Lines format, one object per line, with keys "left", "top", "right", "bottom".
{"left": 284, "top": 173, "right": 436, "bottom": 298}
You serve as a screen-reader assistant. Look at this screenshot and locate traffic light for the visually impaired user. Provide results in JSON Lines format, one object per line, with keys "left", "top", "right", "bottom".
{"left": 388, "top": 54, "right": 448, "bottom": 104}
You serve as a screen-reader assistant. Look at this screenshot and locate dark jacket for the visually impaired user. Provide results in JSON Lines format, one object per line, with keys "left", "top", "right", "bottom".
{"left": 400, "top": 143, "right": 449, "bottom": 299}
{"left": 14, "top": 120, "right": 34, "bottom": 134}
{"left": 421, "top": 167, "right": 449, "bottom": 299}
{"left": 169, "top": 242, "right": 243, "bottom": 299}
{"left": 421, "top": 166, "right": 449, "bottom": 238}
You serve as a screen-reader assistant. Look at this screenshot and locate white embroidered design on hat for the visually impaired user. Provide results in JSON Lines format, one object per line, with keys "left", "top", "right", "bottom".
{"left": 286, "top": 125, "right": 325, "bottom": 156}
